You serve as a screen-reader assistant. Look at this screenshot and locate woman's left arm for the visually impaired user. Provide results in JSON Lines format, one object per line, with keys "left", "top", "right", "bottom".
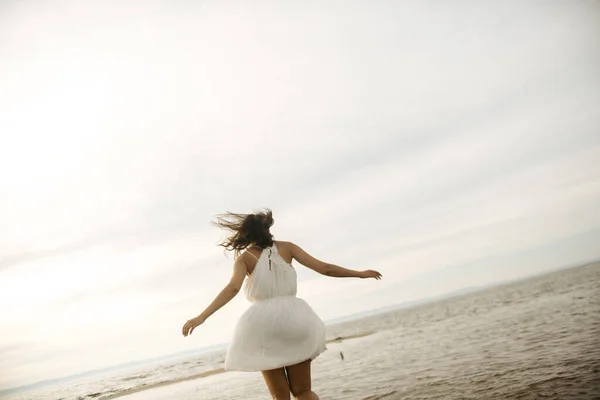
{"left": 182, "top": 257, "right": 247, "bottom": 337}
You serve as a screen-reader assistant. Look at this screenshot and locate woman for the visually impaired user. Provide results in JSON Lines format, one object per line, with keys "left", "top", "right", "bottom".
{"left": 182, "top": 209, "right": 382, "bottom": 400}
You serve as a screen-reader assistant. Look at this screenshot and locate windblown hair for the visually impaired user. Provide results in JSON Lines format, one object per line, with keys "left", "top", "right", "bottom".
{"left": 213, "top": 208, "right": 274, "bottom": 257}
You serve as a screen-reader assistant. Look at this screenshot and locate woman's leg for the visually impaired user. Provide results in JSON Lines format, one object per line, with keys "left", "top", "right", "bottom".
{"left": 285, "top": 359, "right": 319, "bottom": 400}
{"left": 261, "top": 367, "right": 291, "bottom": 400}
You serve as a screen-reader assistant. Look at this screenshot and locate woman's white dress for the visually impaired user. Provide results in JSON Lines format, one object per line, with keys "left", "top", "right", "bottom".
{"left": 224, "top": 243, "right": 327, "bottom": 371}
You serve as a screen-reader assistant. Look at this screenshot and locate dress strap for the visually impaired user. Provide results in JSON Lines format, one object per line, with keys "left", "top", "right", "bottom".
{"left": 245, "top": 250, "right": 259, "bottom": 261}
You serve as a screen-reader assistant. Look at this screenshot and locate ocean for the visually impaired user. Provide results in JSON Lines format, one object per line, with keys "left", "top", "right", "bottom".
{"left": 4, "top": 262, "right": 599, "bottom": 400}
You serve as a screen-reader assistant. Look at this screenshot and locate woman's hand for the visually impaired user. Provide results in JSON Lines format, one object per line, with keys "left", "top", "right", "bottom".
{"left": 359, "top": 270, "right": 382, "bottom": 280}
{"left": 182, "top": 316, "right": 205, "bottom": 337}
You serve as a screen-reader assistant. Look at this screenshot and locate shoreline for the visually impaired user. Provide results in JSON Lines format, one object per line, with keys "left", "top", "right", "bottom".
{"left": 101, "top": 331, "right": 375, "bottom": 399}
{"left": 100, "top": 368, "right": 226, "bottom": 400}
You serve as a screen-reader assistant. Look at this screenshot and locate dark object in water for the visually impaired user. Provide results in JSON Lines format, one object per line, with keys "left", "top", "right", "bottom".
{"left": 339, "top": 351, "right": 344, "bottom": 361}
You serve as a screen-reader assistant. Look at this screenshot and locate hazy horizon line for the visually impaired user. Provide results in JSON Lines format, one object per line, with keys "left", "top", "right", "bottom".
{"left": 4, "top": 257, "right": 597, "bottom": 396}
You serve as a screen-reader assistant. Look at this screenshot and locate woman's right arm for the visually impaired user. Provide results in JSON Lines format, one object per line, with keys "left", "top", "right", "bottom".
{"left": 288, "top": 242, "right": 382, "bottom": 280}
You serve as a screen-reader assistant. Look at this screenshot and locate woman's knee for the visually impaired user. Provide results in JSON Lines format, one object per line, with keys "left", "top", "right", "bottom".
{"left": 290, "top": 386, "right": 308, "bottom": 398}
{"left": 289, "top": 377, "right": 312, "bottom": 397}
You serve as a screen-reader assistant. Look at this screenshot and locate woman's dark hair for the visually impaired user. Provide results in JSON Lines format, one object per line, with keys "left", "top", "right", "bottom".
{"left": 213, "top": 208, "right": 274, "bottom": 256}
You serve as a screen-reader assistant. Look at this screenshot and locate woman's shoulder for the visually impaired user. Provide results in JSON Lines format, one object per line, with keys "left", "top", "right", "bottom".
{"left": 273, "top": 241, "right": 295, "bottom": 264}
{"left": 274, "top": 240, "right": 297, "bottom": 255}
{"left": 274, "top": 240, "right": 294, "bottom": 249}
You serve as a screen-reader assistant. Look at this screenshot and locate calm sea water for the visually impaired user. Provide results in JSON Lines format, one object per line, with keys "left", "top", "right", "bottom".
{"left": 5, "top": 262, "right": 600, "bottom": 400}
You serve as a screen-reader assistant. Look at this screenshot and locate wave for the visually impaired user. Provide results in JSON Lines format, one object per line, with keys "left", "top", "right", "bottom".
{"left": 326, "top": 331, "right": 375, "bottom": 343}
{"left": 361, "top": 390, "right": 398, "bottom": 399}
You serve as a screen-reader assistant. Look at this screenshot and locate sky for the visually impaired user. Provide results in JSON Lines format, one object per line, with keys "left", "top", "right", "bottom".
{"left": 1, "top": 0, "right": 599, "bottom": 390}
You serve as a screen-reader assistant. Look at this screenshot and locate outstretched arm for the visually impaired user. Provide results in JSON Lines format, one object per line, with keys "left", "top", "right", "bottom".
{"left": 182, "top": 257, "right": 247, "bottom": 337}
{"left": 288, "top": 242, "right": 382, "bottom": 280}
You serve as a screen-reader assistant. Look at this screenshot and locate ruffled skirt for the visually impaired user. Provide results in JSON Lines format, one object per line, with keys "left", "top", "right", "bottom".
{"left": 224, "top": 296, "right": 327, "bottom": 371}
